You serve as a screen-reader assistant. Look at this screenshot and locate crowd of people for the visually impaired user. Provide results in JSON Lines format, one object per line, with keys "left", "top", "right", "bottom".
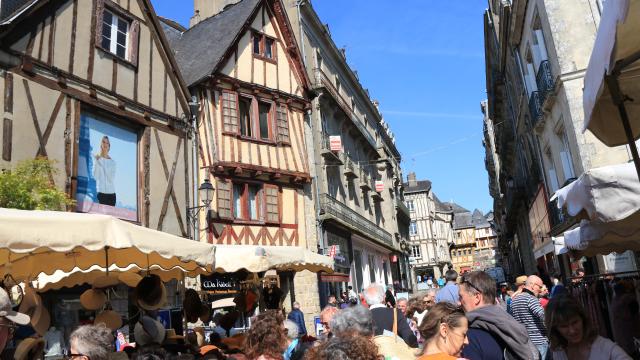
{"left": 1, "top": 269, "right": 637, "bottom": 359}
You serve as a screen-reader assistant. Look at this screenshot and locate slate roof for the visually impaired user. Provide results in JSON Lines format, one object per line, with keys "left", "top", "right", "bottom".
{"left": 433, "top": 194, "right": 451, "bottom": 213}
{"left": 441, "top": 201, "right": 469, "bottom": 214}
{"left": 1, "top": 0, "right": 37, "bottom": 24}
{"left": 472, "top": 209, "right": 490, "bottom": 228}
{"left": 403, "top": 180, "right": 432, "bottom": 194}
{"left": 453, "top": 211, "right": 473, "bottom": 230}
{"left": 161, "top": 0, "right": 261, "bottom": 86}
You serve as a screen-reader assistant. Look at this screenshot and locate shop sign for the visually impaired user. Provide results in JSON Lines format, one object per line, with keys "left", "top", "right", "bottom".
{"left": 330, "top": 136, "right": 342, "bottom": 152}
{"left": 602, "top": 250, "right": 637, "bottom": 273}
{"left": 200, "top": 273, "right": 240, "bottom": 294}
{"left": 375, "top": 180, "right": 384, "bottom": 192}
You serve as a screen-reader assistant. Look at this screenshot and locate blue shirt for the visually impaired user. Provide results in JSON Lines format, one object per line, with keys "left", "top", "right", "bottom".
{"left": 462, "top": 328, "right": 505, "bottom": 360}
{"left": 435, "top": 282, "right": 459, "bottom": 304}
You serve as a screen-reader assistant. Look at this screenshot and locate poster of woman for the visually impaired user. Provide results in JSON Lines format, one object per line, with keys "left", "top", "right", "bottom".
{"left": 76, "top": 113, "right": 138, "bottom": 221}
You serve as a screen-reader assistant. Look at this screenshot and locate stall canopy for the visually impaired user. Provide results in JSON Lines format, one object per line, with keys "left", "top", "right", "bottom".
{"left": 551, "top": 162, "right": 640, "bottom": 255}
{"left": 0, "top": 208, "right": 216, "bottom": 280}
{"left": 213, "top": 245, "right": 333, "bottom": 274}
{"left": 583, "top": 0, "right": 640, "bottom": 178}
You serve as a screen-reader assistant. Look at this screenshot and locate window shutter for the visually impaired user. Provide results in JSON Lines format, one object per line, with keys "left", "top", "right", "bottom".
{"left": 217, "top": 179, "right": 232, "bottom": 219}
{"left": 95, "top": 0, "right": 106, "bottom": 50}
{"left": 264, "top": 184, "right": 279, "bottom": 223}
{"left": 276, "top": 105, "right": 290, "bottom": 144}
{"left": 222, "top": 91, "right": 239, "bottom": 134}
{"left": 128, "top": 20, "right": 140, "bottom": 66}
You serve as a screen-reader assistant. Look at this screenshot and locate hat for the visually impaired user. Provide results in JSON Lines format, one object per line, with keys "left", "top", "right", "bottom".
{"left": 93, "top": 274, "right": 120, "bottom": 289}
{"left": 118, "top": 272, "right": 142, "bottom": 288}
{"left": 183, "top": 289, "right": 202, "bottom": 323}
{"left": 134, "top": 315, "right": 166, "bottom": 346}
{"left": 18, "top": 286, "right": 40, "bottom": 315}
{"left": 134, "top": 275, "right": 166, "bottom": 311}
{"left": 80, "top": 289, "right": 107, "bottom": 310}
{"left": 515, "top": 276, "right": 528, "bottom": 286}
{"left": 14, "top": 337, "right": 45, "bottom": 360}
{"left": 0, "top": 288, "right": 29, "bottom": 325}
{"left": 95, "top": 310, "right": 122, "bottom": 331}
{"left": 31, "top": 303, "right": 50, "bottom": 336}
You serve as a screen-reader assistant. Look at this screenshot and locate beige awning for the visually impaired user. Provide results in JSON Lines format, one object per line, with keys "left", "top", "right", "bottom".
{"left": 213, "top": 245, "right": 333, "bottom": 274}
{"left": 0, "top": 208, "right": 216, "bottom": 280}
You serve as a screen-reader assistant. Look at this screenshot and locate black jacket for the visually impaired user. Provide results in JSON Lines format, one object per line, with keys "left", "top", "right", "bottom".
{"left": 370, "top": 307, "right": 418, "bottom": 348}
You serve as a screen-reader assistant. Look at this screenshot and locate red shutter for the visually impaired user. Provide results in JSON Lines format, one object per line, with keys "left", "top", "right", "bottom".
{"left": 221, "top": 91, "right": 239, "bottom": 134}
{"left": 95, "top": 0, "right": 106, "bottom": 49}
{"left": 264, "top": 184, "right": 279, "bottom": 223}
{"left": 217, "top": 179, "right": 232, "bottom": 219}
{"left": 276, "top": 105, "right": 290, "bottom": 144}
{"left": 128, "top": 20, "right": 140, "bottom": 66}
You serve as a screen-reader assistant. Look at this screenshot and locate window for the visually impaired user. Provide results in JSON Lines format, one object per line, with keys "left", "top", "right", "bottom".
{"left": 411, "top": 245, "right": 422, "bottom": 259}
{"left": 275, "top": 105, "right": 290, "bottom": 144}
{"left": 222, "top": 91, "right": 278, "bottom": 142}
{"left": 216, "top": 180, "right": 232, "bottom": 219}
{"left": 545, "top": 148, "right": 560, "bottom": 192}
{"left": 407, "top": 200, "right": 415, "bottom": 212}
{"left": 410, "top": 221, "right": 417, "bottom": 236}
{"left": 239, "top": 96, "right": 252, "bottom": 137}
{"left": 557, "top": 126, "right": 576, "bottom": 181}
{"left": 96, "top": 3, "right": 139, "bottom": 64}
{"left": 252, "top": 32, "right": 276, "bottom": 61}
{"left": 258, "top": 101, "right": 271, "bottom": 140}
{"left": 233, "top": 183, "right": 261, "bottom": 220}
{"left": 264, "top": 185, "right": 279, "bottom": 223}
{"left": 216, "top": 179, "right": 280, "bottom": 222}
{"left": 222, "top": 91, "right": 239, "bottom": 134}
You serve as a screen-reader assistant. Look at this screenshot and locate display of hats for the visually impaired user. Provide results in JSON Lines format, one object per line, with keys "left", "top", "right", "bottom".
{"left": 134, "top": 274, "right": 166, "bottom": 311}
{"left": 14, "top": 337, "right": 45, "bottom": 360}
{"left": 93, "top": 274, "right": 120, "bottom": 289}
{"left": 80, "top": 289, "right": 107, "bottom": 310}
{"left": 183, "top": 288, "right": 202, "bottom": 324}
{"left": 18, "top": 285, "right": 40, "bottom": 314}
{"left": 95, "top": 310, "right": 122, "bottom": 331}
{"left": 134, "top": 315, "right": 166, "bottom": 346}
{"left": 31, "top": 303, "right": 51, "bottom": 336}
{"left": 118, "top": 272, "right": 142, "bottom": 288}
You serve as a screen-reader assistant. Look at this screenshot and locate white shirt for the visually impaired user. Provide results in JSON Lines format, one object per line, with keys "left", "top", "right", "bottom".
{"left": 551, "top": 336, "right": 632, "bottom": 360}
{"left": 93, "top": 156, "right": 116, "bottom": 194}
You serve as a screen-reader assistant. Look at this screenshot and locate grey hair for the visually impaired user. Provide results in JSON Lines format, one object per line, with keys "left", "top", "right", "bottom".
{"left": 363, "top": 284, "right": 385, "bottom": 305}
{"left": 283, "top": 319, "right": 299, "bottom": 340}
{"left": 70, "top": 324, "right": 114, "bottom": 360}
{"left": 330, "top": 305, "right": 373, "bottom": 336}
{"left": 425, "top": 288, "right": 437, "bottom": 297}
{"left": 292, "top": 301, "right": 301, "bottom": 309}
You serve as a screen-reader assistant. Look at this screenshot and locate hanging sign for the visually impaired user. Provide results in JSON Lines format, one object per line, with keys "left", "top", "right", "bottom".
{"left": 329, "top": 136, "right": 342, "bottom": 152}
{"left": 375, "top": 180, "right": 384, "bottom": 192}
{"left": 200, "top": 273, "right": 240, "bottom": 294}
{"left": 390, "top": 255, "right": 398, "bottom": 263}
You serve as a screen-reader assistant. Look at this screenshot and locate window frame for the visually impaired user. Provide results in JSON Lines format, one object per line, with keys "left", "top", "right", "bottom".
{"left": 95, "top": 0, "right": 140, "bottom": 67}
{"left": 221, "top": 90, "right": 281, "bottom": 145}
{"left": 411, "top": 245, "right": 422, "bottom": 259}
{"left": 216, "top": 178, "right": 281, "bottom": 224}
{"left": 409, "top": 221, "right": 417, "bottom": 236}
{"left": 275, "top": 104, "right": 290, "bottom": 145}
{"left": 251, "top": 31, "right": 277, "bottom": 64}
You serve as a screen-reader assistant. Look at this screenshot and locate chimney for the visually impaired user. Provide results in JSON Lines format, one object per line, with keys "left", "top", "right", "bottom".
{"left": 407, "top": 172, "right": 417, "bottom": 187}
{"left": 191, "top": 0, "right": 241, "bottom": 27}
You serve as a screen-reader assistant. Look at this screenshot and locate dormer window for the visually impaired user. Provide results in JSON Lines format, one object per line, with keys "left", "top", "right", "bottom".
{"left": 252, "top": 32, "right": 276, "bottom": 62}
{"left": 96, "top": 0, "right": 140, "bottom": 65}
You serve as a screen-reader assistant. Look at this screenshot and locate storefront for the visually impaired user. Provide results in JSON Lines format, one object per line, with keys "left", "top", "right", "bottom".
{"left": 351, "top": 234, "right": 394, "bottom": 292}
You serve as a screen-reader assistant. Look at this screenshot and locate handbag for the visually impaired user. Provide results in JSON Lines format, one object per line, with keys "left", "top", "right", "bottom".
{"left": 373, "top": 309, "right": 418, "bottom": 360}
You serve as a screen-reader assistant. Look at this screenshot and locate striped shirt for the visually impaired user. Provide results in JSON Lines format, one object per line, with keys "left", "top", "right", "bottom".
{"left": 510, "top": 289, "right": 547, "bottom": 346}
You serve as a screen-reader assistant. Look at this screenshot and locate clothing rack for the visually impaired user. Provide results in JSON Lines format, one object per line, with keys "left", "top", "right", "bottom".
{"left": 568, "top": 270, "right": 640, "bottom": 283}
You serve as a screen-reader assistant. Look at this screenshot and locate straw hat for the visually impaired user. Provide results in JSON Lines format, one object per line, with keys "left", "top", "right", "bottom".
{"left": 14, "top": 337, "right": 45, "bottom": 360}
{"left": 134, "top": 275, "right": 166, "bottom": 311}
{"left": 31, "top": 304, "right": 50, "bottom": 336}
{"left": 0, "top": 287, "right": 29, "bottom": 326}
{"left": 80, "top": 289, "right": 106, "bottom": 310}
{"left": 134, "top": 315, "right": 166, "bottom": 346}
{"left": 93, "top": 274, "right": 120, "bottom": 289}
{"left": 18, "top": 286, "right": 40, "bottom": 314}
{"left": 95, "top": 310, "right": 122, "bottom": 331}
{"left": 118, "top": 272, "right": 142, "bottom": 288}
{"left": 515, "top": 275, "right": 528, "bottom": 286}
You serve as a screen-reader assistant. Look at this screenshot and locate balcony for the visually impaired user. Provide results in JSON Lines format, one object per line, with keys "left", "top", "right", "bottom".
{"left": 320, "top": 134, "right": 343, "bottom": 165}
{"left": 535, "top": 60, "right": 554, "bottom": 100}
{"left": 319, "top": 193, "right": 393, "bottom": 248}
{"left": 342, "top": 154, "right": 358, "bottom": 179}
{"left": 359, "top": 168, "right": 372, "bottom": 191}
{"left": 528, "top": 91, "right": 543, "bottom": 129}
{"left": 395, "top": 198, "right": 411, "bottom": 221}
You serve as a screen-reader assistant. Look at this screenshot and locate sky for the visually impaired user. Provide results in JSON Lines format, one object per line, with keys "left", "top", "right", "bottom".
{"left": 151, "top": 0, "right": 492, "bottom": 213}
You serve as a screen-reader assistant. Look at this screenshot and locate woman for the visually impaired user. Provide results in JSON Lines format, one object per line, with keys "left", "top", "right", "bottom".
{"left": 545, "top": 295, "right": 631, "bottom": 360}
{"left": 244, "top": 310, "right": 288, "bottom": 360}
{"left": 93, "top": 135, "right": 116, "bottom": 206}
{"left": 303, "top": 333, "right": 382, "bottom": 360}
{"left": 416, "top": 302, "right": 468, "bottom": 360}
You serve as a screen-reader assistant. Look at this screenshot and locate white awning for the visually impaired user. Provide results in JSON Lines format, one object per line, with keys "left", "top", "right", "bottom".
{"left": 583, "top": 0, "right": 640, "bottom": 146}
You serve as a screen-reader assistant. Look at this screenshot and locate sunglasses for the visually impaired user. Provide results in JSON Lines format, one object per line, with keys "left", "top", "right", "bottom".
{"left": 461, "top": 278, "right": 482, "bottom": 294}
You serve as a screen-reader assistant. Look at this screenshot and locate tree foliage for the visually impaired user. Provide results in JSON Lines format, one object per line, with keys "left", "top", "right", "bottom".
{"left": 0, "top": 157, "right": 74, "bottom": 211}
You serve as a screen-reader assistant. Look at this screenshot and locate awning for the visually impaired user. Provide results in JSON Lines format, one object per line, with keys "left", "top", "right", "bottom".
{"left": 320, "top": 273, "right": 350, "bottom": 283}
{"left": 213, "top": 245, "right": 333, "bottom": 274}
{"left": 0, "top": 208, "right": 216, "bottom": 280}
{"left": 583, "top": 0, "right": 640, "bottom": 146}
{"left": 551, "top": 163, "right": 640, "bottom": 254}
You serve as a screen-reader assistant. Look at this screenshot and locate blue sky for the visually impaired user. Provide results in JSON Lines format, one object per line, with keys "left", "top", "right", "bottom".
{"left": 152, "top": 0, "right": 492, "bottom": 212}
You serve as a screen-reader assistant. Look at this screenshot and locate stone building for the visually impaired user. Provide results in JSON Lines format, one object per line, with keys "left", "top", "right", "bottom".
{"left": 403, "top": 173, "right": 453, "bottom": 288}
{"left": 483, "top": 0, "right": 635, "bottom": 279}
{"left": 283, "top": 0, "right": 409, "bottom": 299}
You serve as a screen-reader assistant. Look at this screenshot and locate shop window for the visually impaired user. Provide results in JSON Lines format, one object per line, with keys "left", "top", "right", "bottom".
{"left": 96, "top": 1, "right": 140, "bottom": 65}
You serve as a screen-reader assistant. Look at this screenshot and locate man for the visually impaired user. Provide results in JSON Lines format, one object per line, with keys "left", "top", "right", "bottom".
{"left": 435, "top": 269, "right": 459, "bottom": 304}
{"left": 364, "top": 284, "right": 417, "bottom": 347}
{"left": 0, "top": 288, "right": 30, "bottom": 353}
{"left": 459, "top": 271, "right": 537, "bottom": 360}
{"left": 348, "top": 286, "right": 357, "bottom": 301}
{"left": 69, "top": 324, "right": 114, "bottom": 360}
{"left": 327, "top": 295, "right": 337, "bottom": 308}
{"left": 384, "top": 286, "right": 396, "bottom": 308}
{"left": 426, "top": 277, "right": 434, "bottom": 289}
{"left": 319, "top": 306, "right": 339, "bottom": 339}
{"left": 423, "top": 289, "right": 437, "bottom": 310}
{"left": 287, "top": 302, "right": 307, "bottom": 336}
{"left": 396, "top": 297, "right": 408, "bottom": 315}
{"left": 510, "top": 275, "right": 548, "bottom": 359}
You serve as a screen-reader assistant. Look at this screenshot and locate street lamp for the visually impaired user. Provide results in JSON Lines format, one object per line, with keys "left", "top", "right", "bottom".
{"left": 187, "top": 178, "right": 215, "bottom": 240}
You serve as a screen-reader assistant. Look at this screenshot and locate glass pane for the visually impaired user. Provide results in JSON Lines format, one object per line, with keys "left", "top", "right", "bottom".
{"left": 116, "top": 45, "right": 126, "bottom": 58}
{"left": 239, "top": 98, "right": 251, "bottom": 137}
{"left": 103, "top": 11, "right": 113, "bottom": 25}
{"left": 102, "top": 23, "right": 112, "bottom": 39}
{"left": 233, "top": 184, "right": 243, "bottom": 218}
{"left": 259, "top": 102, "right": 270, "bottom": 139}
{"left": 248, "top": 185, "right": 260, "bottom": 220}
{"left": 117, "top": 31, "right": 126, "bottom": 46}
{"left": 117, "top": 17, "right": 128, "bottom": 33}
{"left": 101, "top": 36, "right": 111, "bottom": 51}
{"left": 265, "top": 38, "right": 273, "bottom": 59}
{"left": 253, "top": 35, "right": 261, "bottom": 54}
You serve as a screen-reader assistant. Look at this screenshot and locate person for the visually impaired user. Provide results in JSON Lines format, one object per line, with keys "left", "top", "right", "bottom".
{"left": 318, "top": 306, "right": 339, "bottom": 340}
{"left": 385, "top": 286, "right": 396, "bottom": 308}
{"left": 423, "top": 288, "right": 437, "bottom": 311}
{"left": 68, "top": 324, "right": 114, "bottom": 360}
{"left": 327, "top": 295, "right": 337, "bottom": 308}
{"left": 539, "top": 285, "right": 550, "bottom": 308}
{"left": 282, "top": 319, "right": 310, "bottom": 360}
{"left": 304, "top": 333, "right": 382, "bottom": 360}
{"left": 458, "top": 271, "right": 537, "bottom": 360}
{"left": 417, "top": 302, "right": 468, "bottom": 359}
{"left": 244, "top": 310, "right": 287, "bottom": 360}
{"left": 510, "top": 275, "right": 548, "bottom": 359}
{"left": 437, "top": 276, "right": 446, "bottom": 288}
{"left": 93, "top": 135, "right": 117, "bottom": 206}
{"left": 571, "top": 268, "right": 585, "bottom": 284}
{"left": 435, "top": 270, "right": 459, "bottom": 304}
{"left": 330, "top": 305, "right": 374, "bottom": 337}
{"left": 509, "top": 275, "right": 528, "bottom": 314}
{"left": 287, "top": 302, "right": 307, "bottom": 337}
{"left": 348, "top": 286, "right": 357, "bottom": 301}
{"left": 405, "top": 297, "right": 426, "bottom": 344}
{"left": 364, "top": 284, "right": 417, "bottom": 347}
{"left": 427, "top": 277, "right": 434, "bottom": 289}
{"left": 0, "top": 287, "right": 30, "bottom": 353}
{"left": 610, "top": 282, "right": 640, "bottom": 356}
{"left": 546, "top": 295, "right": 631, "bottom": 360}
{"left": 397, "top": 297, "right": 408, "bottom": 315}
{"left": 497, "top": 283, "right": 511, "bottom": 311}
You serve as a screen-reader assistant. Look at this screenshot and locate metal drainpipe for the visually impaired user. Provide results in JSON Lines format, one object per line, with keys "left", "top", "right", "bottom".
{"left": 296, "top": 0, "right": 306, "bottom": 67}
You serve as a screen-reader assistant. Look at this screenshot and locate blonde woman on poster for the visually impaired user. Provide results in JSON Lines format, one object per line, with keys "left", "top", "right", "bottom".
{"left": 94, "top": 136, "right": 117, "bottom": 206}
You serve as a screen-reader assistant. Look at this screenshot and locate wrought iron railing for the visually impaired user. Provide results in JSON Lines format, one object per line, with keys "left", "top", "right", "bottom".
{"left": 535, "top": 60, "right": 554, "bottom": 100}
{"left": 528, "top": 91, "right": 543, "bottom": 127}
{"left": 547, "top": 198, "right": 565, "bottom": 230}
{"left": 319, "top": 193, "right": 393, "bottom": 247}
